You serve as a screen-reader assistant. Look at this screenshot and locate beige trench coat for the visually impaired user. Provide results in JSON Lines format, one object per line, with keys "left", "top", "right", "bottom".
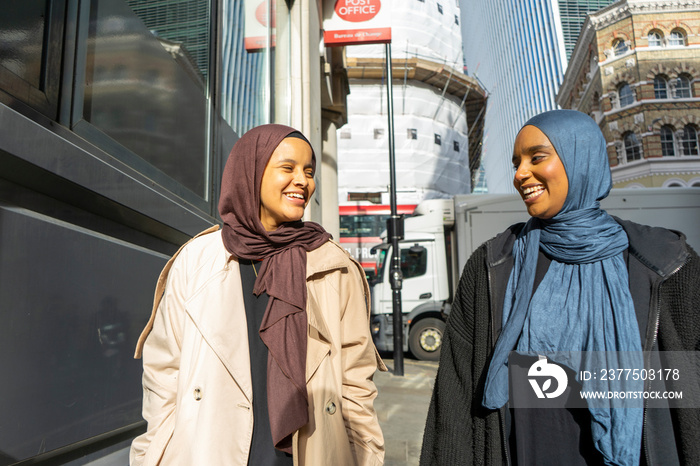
{"left": 129, "top": 227, "right": 386, "bottom": 466}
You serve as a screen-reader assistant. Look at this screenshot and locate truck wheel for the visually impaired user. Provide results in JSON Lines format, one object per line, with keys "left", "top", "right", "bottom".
{"left": 408, "top": 318, "right": 445, "bottom": 361}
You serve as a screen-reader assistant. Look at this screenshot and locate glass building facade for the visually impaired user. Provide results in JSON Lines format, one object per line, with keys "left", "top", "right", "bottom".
{"left": 558, "top": 0, "right": 617, "bottom": 59}
{"left": 0, "top": 0, "right": 275, "bottom": 463}
{"left": 461, "top": 0, "right": 615, "bottom": 192}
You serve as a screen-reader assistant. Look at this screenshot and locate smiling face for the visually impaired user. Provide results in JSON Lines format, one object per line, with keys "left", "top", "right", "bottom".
{"left": 512, "top": 125, "right": 569, "bottom": 219}
{"left": 259, "top": 137, "right": 316, "bottom": 231}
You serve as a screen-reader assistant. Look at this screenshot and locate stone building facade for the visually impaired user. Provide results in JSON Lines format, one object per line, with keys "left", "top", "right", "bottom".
{"left": 557, "top": 0, "right": 700, "bottom": 188}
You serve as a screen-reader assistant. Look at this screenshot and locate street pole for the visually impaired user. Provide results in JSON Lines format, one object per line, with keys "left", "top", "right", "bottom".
{"left": 385, "top": 42, "right": 404, "bottom": 376}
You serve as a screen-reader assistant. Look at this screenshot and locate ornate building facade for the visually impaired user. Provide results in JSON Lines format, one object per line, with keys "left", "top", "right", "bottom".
{"left": 558, "top": 0, "right": 700, "bottom": 188}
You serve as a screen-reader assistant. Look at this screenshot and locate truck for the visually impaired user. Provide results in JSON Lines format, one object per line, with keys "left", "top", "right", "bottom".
{"left": 369, "top": 188, "right": 700, "bottom": 361}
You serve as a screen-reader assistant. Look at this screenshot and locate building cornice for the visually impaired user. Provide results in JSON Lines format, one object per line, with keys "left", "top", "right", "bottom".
{"left": 590, "top": 0, "right": 700, "bottom": 31}
{"left": 558, "top": 19, "right": 597, "bottom": 107}
{"left": 611, "top": 155, "right": 700, "bottom": 183}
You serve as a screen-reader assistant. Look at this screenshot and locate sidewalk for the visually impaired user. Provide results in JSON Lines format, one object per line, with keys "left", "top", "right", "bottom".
{"left": 373, "top": 356, "right": 438, "bottom": 466}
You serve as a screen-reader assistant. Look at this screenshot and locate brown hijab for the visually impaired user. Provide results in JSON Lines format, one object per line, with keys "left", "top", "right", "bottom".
{"left": 218, "top": 124, "right": 331, "bottom": 453}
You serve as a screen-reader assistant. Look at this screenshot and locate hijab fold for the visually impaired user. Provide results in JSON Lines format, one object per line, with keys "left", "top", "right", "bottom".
{"left": 482, "top": 110, "right": 643, "bottom": 466}
{"left": 218, "top": 124, "right": 331, "bottom": 453}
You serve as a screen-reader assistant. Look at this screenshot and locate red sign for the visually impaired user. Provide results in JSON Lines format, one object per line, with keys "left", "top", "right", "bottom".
{"left": 255, "top": 0, "right": 276, "bottom": 27}
{"left": 245, "top": 0, "right": 276, "bottom": 51}
{"left": 335, "top": 0, "right": 381, "bottom": 23}
{"left": 323, "top": 0, "right": 391, "bottom": 46}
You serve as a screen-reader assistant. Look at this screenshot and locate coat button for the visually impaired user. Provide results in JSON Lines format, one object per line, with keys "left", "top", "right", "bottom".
{"left": 193, "top": 387, "right": 202, "bottom": 401}
{"left": 325, "top": 401, "right": 336, "bottom": 415}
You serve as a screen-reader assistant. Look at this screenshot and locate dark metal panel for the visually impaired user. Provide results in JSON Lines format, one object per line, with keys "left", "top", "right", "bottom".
{"left": 0, "top": 103, "right": 216, "bottom": 238}
{"left": 0, "top": 202, "right": 166, "bottom": 462}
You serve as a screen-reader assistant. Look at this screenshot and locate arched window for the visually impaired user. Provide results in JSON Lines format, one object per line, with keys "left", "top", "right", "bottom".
{"left": 623, "top": 132, "right": 642, "bottom": 162}
{"left": 613, "top": 39, "right": 629, "bottom": 56}
{"left": 669, "top": 29, "right": 686, "bottom": 47}
{"left": 654, "top": 75, "right": 668, "bottom": 99}
{"left": 648, "top": 30, "right": 663, "bottom": 47}
{"left": 592, "top": 92, "right": 600, "bottom": 112}
{"left": 674, "top": 75, "right": 692, "bottom": 98}
{"left": 681, "top": 125, "right": 699, "bottom": 156}
{"left": 618, "top": 82, "right": 634, "bottom": 107}
{"left": 660, "top": 126, "right": 675, "bottom": 156}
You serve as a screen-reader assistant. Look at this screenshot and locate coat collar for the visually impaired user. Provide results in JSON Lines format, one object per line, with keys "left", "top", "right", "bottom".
{"left": 217, "top": 237, "right": 353, "bottom": 385}
{"left": 486, "top": 219, "right": 689, "bottom": 278}
{"left": 615, "top": 217, "right": 690, "bottom": 279}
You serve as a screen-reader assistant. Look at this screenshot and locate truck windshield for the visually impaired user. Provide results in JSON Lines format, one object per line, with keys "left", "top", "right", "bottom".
{"left": 375, "top": 246, "right": 428, "bottom": 281}
{"left": 376, "top": 248, "right": 388, "bottom": 281}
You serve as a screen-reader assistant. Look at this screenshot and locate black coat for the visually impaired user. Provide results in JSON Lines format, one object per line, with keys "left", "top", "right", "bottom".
{"left": 420, "top": 219, "right": 700, "bottom": 466}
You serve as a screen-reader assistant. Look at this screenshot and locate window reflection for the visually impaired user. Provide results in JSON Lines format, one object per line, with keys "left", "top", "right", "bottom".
{"left": 83, "top": 0, "right": 210, "bottom": 197}
{"left": 220, "top": 0, "right": 274, "bottom": 135}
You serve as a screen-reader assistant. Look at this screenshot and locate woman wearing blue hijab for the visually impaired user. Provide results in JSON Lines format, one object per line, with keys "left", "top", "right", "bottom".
{"left": 421, "top": 110, "right": 700, "bottom": 465}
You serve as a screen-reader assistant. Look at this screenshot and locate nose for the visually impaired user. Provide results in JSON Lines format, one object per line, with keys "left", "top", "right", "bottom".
{"left": 513, "top": 162, "right": 531, "bottom": 184}
{"left": 293, "top": 169, "right": 308, "bottom": 187}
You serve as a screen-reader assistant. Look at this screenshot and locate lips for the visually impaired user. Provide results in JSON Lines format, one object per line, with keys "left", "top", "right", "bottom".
{"left": 284, "top": 192, "right": 306, "bottom": 202}
{"left": 521, "top": 184, "right": 544, "bottom": 201}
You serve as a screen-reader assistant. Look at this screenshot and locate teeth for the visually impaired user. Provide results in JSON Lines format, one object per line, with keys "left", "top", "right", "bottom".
{"left": 522, "top": 186, "right": 544, "bottom": 199}
{"left": 286, "top": 193, "right": 304, "bottom": 200}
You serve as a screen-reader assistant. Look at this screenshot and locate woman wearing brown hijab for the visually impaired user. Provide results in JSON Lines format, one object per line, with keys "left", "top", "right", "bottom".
{"left": 130, "top": 125, "right": 385, "bottom": 466}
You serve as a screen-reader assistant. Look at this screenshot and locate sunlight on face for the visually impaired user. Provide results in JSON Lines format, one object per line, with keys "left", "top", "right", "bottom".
{"left": 512, "top": 125, "right": 569, "bottom": 219}
{"left": 259, "top": 137, "right": 316, "bottom": 231}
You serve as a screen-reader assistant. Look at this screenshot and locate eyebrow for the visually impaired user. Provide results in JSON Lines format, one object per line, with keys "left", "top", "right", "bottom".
{"left": 512, "top": 143, "right": 552, "bottom": 160}
{"left": 522, "top": 144, "right": 552, "bottom": 154}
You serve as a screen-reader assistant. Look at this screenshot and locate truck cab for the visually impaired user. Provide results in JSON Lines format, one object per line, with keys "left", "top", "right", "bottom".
{"left": 370, "top": 200, "right": 454, "bottom": 361}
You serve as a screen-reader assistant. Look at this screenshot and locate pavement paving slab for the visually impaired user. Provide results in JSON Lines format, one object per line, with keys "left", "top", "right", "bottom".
{"left": 373, "top": 357, "right": 438, "bottom": 466}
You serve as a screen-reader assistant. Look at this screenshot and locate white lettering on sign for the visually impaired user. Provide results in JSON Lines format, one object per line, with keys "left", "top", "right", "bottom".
{"left": 335, "top": 0, "right": 381, "bottom": 22}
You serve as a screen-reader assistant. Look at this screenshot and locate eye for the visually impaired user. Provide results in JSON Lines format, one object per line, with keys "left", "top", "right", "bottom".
{"left": 305, "top": 170, "right": 314, "bottom": 177}
{"left": 531, "top": 154, "right": 545, "bottom": 163}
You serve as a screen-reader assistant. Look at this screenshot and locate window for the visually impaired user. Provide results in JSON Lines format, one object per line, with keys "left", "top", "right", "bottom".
{"left": 648, "top": 31, "right": 663, "bottom": 47}
{"left": 618, "top": 83, "right": 634, "bottom": 107}
{"left": 434, "top": 133, "right": 442, "bottom": 145}
{"left": 613, "top": 39, "right": 628, "bottom": 56}
{"left": 660, "top": 126, "right": 675, "bottom": 156}
{"left": 669, "top": 29, "right": 686, "bottom": 47}
{"left": 654, "top": 76, "right": 668, "bottom": 99}
{"left": 437, "top": 3, "right": 443, "bottom": 14}
{"left": 674, "top": 75, "right": 692, "bottom": 98}
{"left": 340, "top": 129, "right": 351, "bottom": 139}
{"left": 592, "top": 92, "right": 600, "bottom": 112}
{"left": 681, "top": 125, "right": 699, "bottom": 156}
{"left": 0, "top": 0, "right": 65, "bottom": 118}
{"left": 453, "top": 141, "right": 460, "bottom": 152}
{"left": 624, "top": 132, "right": 642, "bottom": 162}
{"left": 374, "top": 128, "right": 385, "bottom": 139}
{"left": 400, "top": 247, "right": 427, "bottom": 279}
{"left": 82, "top": 0, "right": 216, "bottom": 199}
{"left": 454, "top": 15, "right": 459, "bottom": 25}
{"left": 407, "top": 128, "right": 417, "bottom": 139}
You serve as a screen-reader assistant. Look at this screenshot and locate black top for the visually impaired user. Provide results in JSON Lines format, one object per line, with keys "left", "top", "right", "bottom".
{"left": 506, "top": 249, "right": 606, "bottom": 466}
{"left": 420, "top": 219, "right": 700, "bottom": 466}
{"left": 239, "top": 259, "right": 293, "bottom": 466}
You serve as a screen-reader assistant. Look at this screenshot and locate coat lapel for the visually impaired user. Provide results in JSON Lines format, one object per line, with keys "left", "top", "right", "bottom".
{"left": 185, "top": 261, "right": 253, "bottom": 402}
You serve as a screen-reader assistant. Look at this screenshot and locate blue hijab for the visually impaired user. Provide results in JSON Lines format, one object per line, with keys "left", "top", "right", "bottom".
{"left": 482, "top": 110, "right": 643, "bottom": 465}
